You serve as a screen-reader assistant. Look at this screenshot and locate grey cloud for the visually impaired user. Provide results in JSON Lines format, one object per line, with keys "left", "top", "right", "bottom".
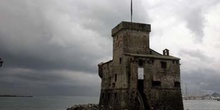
{"left": 184, "top": 8, "right": 204, "bottom": 42}
{"left": 0, "top": 0, "right": 108, "bottom": 73}
{"left": 172, "top": 0, "right": 220, "bottom": 42}
{"left": 0, "top": 0, "right": 108, "bottom": 95}
{"left": 73, "top": 0, "right": 150, "bottom": 38}
{"left": 0, "top": 68, "right": 100, "bottom": 96}
{"left": 0, "top": 0, "right": 219, "bottom": 96}
{"left": 0, "top": 0, "right": 149, "bottom": 96}
{"left": 182, "top": 68, "right": 220, "bottom": 95}
{"left": 178, "top": 49, "right": 213, "bottom": 63}
{"left": 0, "top": 0, "right": 150, "bottom": 73}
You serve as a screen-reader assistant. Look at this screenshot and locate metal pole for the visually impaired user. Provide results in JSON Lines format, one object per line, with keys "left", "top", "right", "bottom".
{"left": 131, "top": 0, "right": 133, "bottom": 22}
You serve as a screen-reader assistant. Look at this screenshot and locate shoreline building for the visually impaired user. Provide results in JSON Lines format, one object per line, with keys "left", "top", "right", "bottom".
{"left": 98, "top": 21, "right": 184, "bottom": 110}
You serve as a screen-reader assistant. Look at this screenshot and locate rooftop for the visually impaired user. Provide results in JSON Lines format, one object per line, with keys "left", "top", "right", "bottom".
{"left": 112, "top": 21, "right": 151, "bottom": 36}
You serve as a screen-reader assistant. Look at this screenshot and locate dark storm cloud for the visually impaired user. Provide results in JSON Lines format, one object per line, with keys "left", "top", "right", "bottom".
{"left": 0, "top": 0, "right": 104, "bottom": 95}
{"left": 0, "top": 67, "right": 100, "bottom": 96}
{"left": 0, "top": 0, "right": 219, "bottom": 96}
{"left": 182, "top": 68, "right": 220, "bottom": 95}
{"left": 0, "top": 0, "right": 150, "bottom": 96}
{"left": 0, "top": 0, "right": 103, "bottom": 73}
{"left": 179, "top": 48, "right": 220, "bottom": 93}
{"left": 0, "top": 0, "right": 149, "bottom": 72}
{"left": 73, "top": 0, "right": 150, "bottom": 38}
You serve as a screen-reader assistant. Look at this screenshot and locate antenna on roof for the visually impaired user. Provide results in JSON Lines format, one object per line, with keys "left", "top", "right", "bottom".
{"left": 131, "top": 0, "right": 133, "bottom": 22}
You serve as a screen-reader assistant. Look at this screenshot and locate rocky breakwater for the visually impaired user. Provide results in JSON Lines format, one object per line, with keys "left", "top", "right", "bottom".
{"left": 67, "top": 104, "right": 99, "bottom": 110}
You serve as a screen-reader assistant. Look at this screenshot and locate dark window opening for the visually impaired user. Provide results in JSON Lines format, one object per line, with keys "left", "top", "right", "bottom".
{"left": 101, "top": 93, "right": 104, "bottom": 98}
{"left": 114, "top": 93, "right": 117, "bottom": 99}
{"left": 119, "top": 58, "right": 122, "bottom": 64}
{"left": 138, "top": 59, "right": 143, "bottom": 67}
{"left": 138, "top": 80, "right": 144, "bottom": 93}
{"left": 152, "top": 81, "right": 161, "bottom": 87}
{"left": 130, "top": 58, "right": 132, "bottom": 62}
{"left": 115, "top": 74, "right": 117, "bottom": 82}
{"left": 174, "top": 81, "right": 180, "bottom": 87}
{"left": 108, "top": 93, "right": 111, "bottom": 99}
{"left": 161, "top": 61, "right": 167, "bottom": 68}
{"left": 176, "top": 60, "right": 179, "bottom": 64}
{"left": 151, "top": 59, "right": 154, "bottom": 64}
{"left": 109, "top": 77, "right": 111, "bottom": 87}
{"left": 112, "top": 83, "right": 115, "bottom": 88}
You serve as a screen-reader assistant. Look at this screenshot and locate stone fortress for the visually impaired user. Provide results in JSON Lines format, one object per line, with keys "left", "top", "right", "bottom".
{"left": 98, "top": 21, "right": 184, "bottom": 110}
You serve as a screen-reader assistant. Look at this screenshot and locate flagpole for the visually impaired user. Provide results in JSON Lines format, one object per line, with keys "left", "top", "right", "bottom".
{"left": 131, "top": 0, "right": 133, "bottom": 22}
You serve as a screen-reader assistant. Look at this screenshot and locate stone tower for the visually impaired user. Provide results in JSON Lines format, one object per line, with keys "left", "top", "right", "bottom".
{"left": 98, "top": 21, "right": 184, "bottom": 110}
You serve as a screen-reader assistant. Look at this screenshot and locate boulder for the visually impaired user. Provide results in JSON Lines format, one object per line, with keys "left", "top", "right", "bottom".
{"left": 67, "top": 104, "right": 99, "bottom": 110}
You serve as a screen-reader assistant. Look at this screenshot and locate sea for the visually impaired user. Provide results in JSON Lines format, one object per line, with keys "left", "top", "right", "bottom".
{"left": 0, "top": 96, "right": 220, "bottom": 110}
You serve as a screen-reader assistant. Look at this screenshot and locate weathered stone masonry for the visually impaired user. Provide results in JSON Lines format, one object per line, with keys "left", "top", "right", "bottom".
{"left": 98, "top": 21, "right": 184, "bottom": 110}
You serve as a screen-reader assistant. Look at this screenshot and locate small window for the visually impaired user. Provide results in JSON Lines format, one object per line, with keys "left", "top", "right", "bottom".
{"left": 108, "top": 93, "right": 111, "bottom": 99}
{"left": 138, "top": 59, "right": 143, "bottom": 67}
{"left": 174, "top": 81, "right": 180, "bottom": 87}
{"left": 176, "top": 60, "right": 179, "bottom": 64}
{"left": 115, "top": 74, "right": 117, "bottom": 82}
{"left": 109, "top": 77, "right": 111, "bottom": 87}
{"left": 130, "top": 58, "right": 132, "bottom": 61}
{"left": 161, "top": 61, "right": 167, "bottom": 68}
{"left": 112, "top": 83, "right": 115, "bottom": 88}
{"left": 152, "top": 81, "right": 161, "bottom": 87}
{"left": 114, "top": 93, "right": 117, "bottom": 99}
{"left": 101, "top": 93, "right": 104, "bottom": 98}
{"left": 151, "top": 59, "right": 154, "bottom": 64}
{"left": 119, "top": 58, "right": 122, "bottom": 64}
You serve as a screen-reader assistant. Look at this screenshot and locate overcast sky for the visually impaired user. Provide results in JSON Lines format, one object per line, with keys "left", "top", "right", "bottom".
{"left": 0, "top": 0, "right": 220, "bottom": 96}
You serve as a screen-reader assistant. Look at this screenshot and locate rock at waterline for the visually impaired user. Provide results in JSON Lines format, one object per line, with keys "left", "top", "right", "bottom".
{"left": 67, "top": 104, "right": 99, "bottom": 110}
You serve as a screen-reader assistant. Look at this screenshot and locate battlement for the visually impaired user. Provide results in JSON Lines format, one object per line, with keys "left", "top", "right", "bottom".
{"left": 111, "top": 21, "right": 151, "bottom": 36}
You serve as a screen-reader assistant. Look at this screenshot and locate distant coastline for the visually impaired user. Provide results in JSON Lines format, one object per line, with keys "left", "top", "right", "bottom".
{"left": 0, "top": 95, "right": 33, "bottom": 97}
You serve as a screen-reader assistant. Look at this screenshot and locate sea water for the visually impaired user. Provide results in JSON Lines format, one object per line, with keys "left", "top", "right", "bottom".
{"left": 183, "top": 100, "right": 220, "bottom": 110}
{"left": 0, "top": 96, "right": 220, "bottom": 110}
{"left": 0, "top": 96, "right": 99, "bottom": 110}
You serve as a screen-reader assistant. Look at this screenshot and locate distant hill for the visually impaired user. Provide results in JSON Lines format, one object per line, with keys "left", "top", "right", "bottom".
{"left": 211, "top": 92, "right": 220, "bottom": 97}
